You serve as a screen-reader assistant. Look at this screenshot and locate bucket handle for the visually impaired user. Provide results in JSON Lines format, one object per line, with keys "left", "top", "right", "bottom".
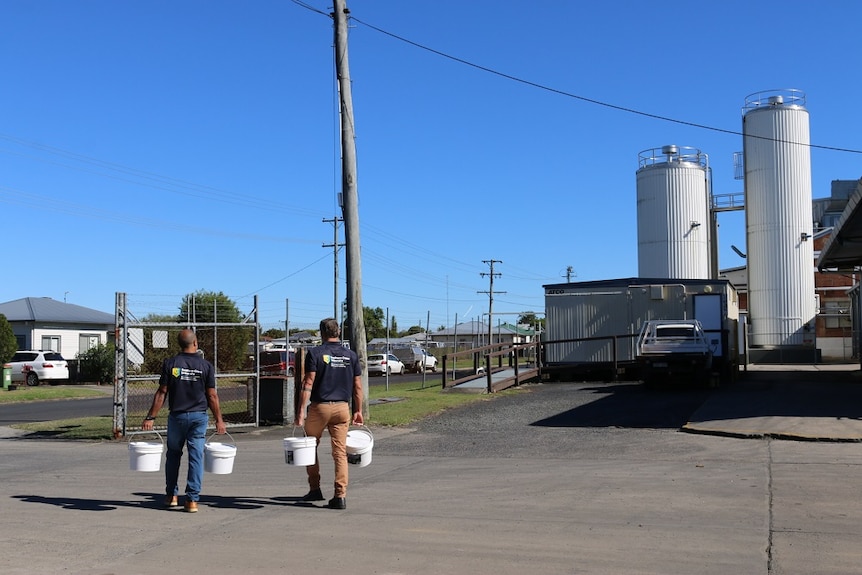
{"left": 291, "top": 426, "right": 307, "bottom": 438}
{"left": 206, "top": 431, "right": 235, "bottom": 446}
{"left": 349, "top": 424, "right": 373, "bottom": 438}
{"left": 126, "top": 430, "right": 164, "bottom": 446}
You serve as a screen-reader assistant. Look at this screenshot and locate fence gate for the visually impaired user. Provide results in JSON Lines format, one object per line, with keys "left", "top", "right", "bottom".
{"left": 113, "top": 292, "right": 272, "bottom": 437}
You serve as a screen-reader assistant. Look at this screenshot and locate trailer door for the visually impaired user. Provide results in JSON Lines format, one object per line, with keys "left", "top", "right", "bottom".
{"left": 694, "top": 294, "right": 723, "bottom": 358}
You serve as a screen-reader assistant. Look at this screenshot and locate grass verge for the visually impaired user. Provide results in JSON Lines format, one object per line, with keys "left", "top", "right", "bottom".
{"left": 368, "top": 380, "right": 514, "bottom": 426}
{"left": 12, "top": 416, "right": 116, "bottom": 440}
{"left": 9, "top": 380, "right": 525, "bottom": 439}
{"left": 0, "top": 386, "right": 108, "bottom": 404}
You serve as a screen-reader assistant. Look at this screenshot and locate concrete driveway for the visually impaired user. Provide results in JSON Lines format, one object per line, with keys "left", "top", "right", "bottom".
{"left": 1, "top": 364, "right": 861, "bottom": 574}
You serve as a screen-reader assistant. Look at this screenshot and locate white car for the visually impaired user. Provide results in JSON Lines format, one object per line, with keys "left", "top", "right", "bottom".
{"left": 7, "top": 350, "right": 70, "bottom": 386}
{"left": 367, "top": 353, "right": 405, "bottom": 376}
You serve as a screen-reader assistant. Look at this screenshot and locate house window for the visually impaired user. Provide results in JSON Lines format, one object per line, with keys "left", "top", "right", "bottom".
{"left": 79, "top": 334, "right": 101, "bottom": 353}
{"left": 41, "top": 335, "right": 60, "bottom": 351}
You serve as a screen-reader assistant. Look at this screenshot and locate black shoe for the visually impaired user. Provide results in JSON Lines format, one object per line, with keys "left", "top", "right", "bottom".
{"left": 302, "top": 488, "right": 324, "bottom": 502}
{"left": 327, "top": 497, "right": 346, "bottom": 510}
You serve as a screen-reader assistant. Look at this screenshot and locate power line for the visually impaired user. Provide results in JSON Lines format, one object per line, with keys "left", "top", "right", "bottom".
{"left": 340, "top": 14, "right": 861, "bottom": 155}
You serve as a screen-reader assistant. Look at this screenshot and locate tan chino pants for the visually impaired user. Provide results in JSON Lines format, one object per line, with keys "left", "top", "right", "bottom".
{"left": 304, "top": 401, "right": 350, "bottom": 498}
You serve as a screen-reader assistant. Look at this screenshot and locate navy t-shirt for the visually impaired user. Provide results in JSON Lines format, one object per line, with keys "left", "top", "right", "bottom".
{"left": 305, "top": 342, "right": 361, "bottom": 403}
{"left": 159, "top": 352, "right": 215, "bottom": 413}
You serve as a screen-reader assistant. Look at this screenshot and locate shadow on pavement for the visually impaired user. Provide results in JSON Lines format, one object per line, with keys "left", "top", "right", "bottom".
{"left": 531, "top": 382, "right": 710, "bottom": 429}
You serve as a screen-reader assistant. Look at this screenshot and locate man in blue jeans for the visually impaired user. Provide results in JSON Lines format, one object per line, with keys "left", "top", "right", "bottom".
{"left": 142, "top": 329, "right": 226, "bottom": 513}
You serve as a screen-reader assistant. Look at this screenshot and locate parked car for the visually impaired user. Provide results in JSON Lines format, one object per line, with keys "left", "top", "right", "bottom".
{"left": 259, "top": 350, "right": 295, "bottom": 377}
{"left": 392, "top": 346, "right": 438, "bottom": 373}
{"left": 7, "top": 350, "right": 70, "bottom": 386}
{"left": 367, "top": 353, "right": 405, "bottom": 376}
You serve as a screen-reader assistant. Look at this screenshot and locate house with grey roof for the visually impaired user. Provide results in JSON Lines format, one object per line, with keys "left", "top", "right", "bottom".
{"left": 0, "top": 297, "right": 115, "bottom": 359}
{"left": 429, "top": 321, "right": 535, "bottom": 349}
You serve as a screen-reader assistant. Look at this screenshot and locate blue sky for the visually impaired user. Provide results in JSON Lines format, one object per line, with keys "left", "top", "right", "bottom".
{"left": 1, "top": 1, "right": 860, "bottom": 332}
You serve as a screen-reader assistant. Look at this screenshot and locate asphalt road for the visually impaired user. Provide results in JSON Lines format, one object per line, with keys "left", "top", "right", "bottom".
{"left": 0, "top": 376, "right": 707, "bottom": 431}
{"left": 0, "top": 395, "right": 113, "bottom": 425}
{"left": 4, "top": 372, "right": 862, "bottom": 574}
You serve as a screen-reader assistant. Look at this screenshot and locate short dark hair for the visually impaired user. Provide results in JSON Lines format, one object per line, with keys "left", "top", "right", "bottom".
{"left": 319, "top": 318, "right": 340, "bottom": 340}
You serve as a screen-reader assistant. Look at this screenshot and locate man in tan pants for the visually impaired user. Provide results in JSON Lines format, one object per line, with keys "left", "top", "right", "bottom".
{"left": 295, "top": 318, "right": 363, "bottom": 510}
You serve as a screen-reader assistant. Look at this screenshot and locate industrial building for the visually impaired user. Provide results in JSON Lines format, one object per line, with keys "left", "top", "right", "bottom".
{"left": 544, "top": 89, "right": 861, "bottom": 377}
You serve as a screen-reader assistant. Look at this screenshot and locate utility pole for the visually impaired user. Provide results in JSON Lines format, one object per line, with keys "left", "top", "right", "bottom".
{"left": 478, "top": 259, "right": 505, "bottom": 346}
{"left": 322, "top": 216, "right": 344, "bottom": 320}
{"left": 333, "top": 0, "right": 368, "bottom": 416}
{"left": 566, "top": 266, "right": 575, "bottom": 282}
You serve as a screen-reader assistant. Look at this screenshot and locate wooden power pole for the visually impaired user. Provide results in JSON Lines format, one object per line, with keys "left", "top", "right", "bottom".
{"left": 479, "top": 259, "right": 505, "bottom": 346}
{"left": 333, "top": 0, "right": 368, "bottom": 416}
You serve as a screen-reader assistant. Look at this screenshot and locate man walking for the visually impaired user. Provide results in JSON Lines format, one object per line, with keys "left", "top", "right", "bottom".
{"left": 142, "top": 329, "right": 226, "bottom": 513}
{"left": 295, "top": 318, "right": 363, "bottom": 510}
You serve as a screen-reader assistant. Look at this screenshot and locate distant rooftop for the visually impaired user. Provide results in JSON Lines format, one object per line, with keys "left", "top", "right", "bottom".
{"left": 0, "top": 297, "right": 114, "bottom": 325}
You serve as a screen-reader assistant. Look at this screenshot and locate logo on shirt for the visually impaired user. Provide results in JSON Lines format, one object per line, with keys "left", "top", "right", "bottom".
{"left": 172, "top": 367, "right": 202, "bottom": 381}
{"left": 323, "top": 354, "right": 350, "bottom": 368}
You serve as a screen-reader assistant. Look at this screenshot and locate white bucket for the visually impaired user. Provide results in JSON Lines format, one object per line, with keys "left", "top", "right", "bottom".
{"left": 129, "top": 433, "right": 164, "bottom": 472}
{"left": 205, "top": 434, "right": 237, "bottom": 474}
{"left": 284, "top": 436, "right": 316, "bottom": 466}
{"left": 346, "top": 427, "right": 374, "bottom": 468}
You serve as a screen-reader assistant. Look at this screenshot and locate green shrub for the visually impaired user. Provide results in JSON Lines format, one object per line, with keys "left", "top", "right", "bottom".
{"left": 77, "top": 343, "right": 115, "bottom": 385}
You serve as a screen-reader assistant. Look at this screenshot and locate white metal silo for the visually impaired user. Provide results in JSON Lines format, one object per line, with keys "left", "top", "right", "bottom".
{"left": 636, "top": 145, "right": 712, "bottom": 279}
{"left": 743, "top": 89, "right": 816, "bottom": 348}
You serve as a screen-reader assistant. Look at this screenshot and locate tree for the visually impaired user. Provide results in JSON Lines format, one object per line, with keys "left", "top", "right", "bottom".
{"left": 518, "top": 312, "right": 545, "bottom": 331}
{"left": 263, "top": 328, "right": 285, "bottom": 339}
{"left": 389, "top": 315, "right": 398, "bottom": 337}
{"left": 179, "top": 290, "right": 243, "bottom": 323}
{"left": 0, "top": 313, "right": 16, "bottom": 365}
{"left": 133, "top": 293, "right": 251, "bottom": 374}
{"left": 178, "top": 290, "right": 249, "bottom": 371}
{"left": 77, "top": 343, "right": 115, "bottom": 385}
{"left": 363, "top": 306, "right": 386, "bottom": 340}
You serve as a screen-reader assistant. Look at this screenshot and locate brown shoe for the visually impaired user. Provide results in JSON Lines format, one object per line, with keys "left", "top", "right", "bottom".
{"left": 183, "top": 500, "right": 198, "bottom": 513}
{"left": 164, "top": 495, "right": 179, "bottom": 508}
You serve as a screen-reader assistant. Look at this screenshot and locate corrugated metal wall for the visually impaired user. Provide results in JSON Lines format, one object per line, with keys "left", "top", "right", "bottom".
{"left": 545, "top": 290, "right": 632, "bottom": 363}
{"left": 743, "top": 91, "right": 816, "bottom": 347}
{"left": 636, "top": 153, "right": 711, "bottom": 279}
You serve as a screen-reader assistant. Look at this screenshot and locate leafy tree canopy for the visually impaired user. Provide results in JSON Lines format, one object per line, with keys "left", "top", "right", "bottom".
{"left": 363, "top": 306, "right": 386, "bottom": 340}
{"left": 0, "top": 313, "right": 17, "bottom": 365}
{"left": 179, "top": 290, "right": 243, "bottom": 323}
{"left": 518, "top": 312, "right": 545, "bottom": 330}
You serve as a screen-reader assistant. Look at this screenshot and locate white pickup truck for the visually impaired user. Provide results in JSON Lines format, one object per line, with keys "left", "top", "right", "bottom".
{"left": 392, "top": 346, "right": 438, "bottom": 373}
{"left": 636, "top": 319, "right": 715, "bottom": 387}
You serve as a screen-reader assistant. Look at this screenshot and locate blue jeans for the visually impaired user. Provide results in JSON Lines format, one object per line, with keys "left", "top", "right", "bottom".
{"left": 165, "top": 411, "right": 208, "bottom": 502}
